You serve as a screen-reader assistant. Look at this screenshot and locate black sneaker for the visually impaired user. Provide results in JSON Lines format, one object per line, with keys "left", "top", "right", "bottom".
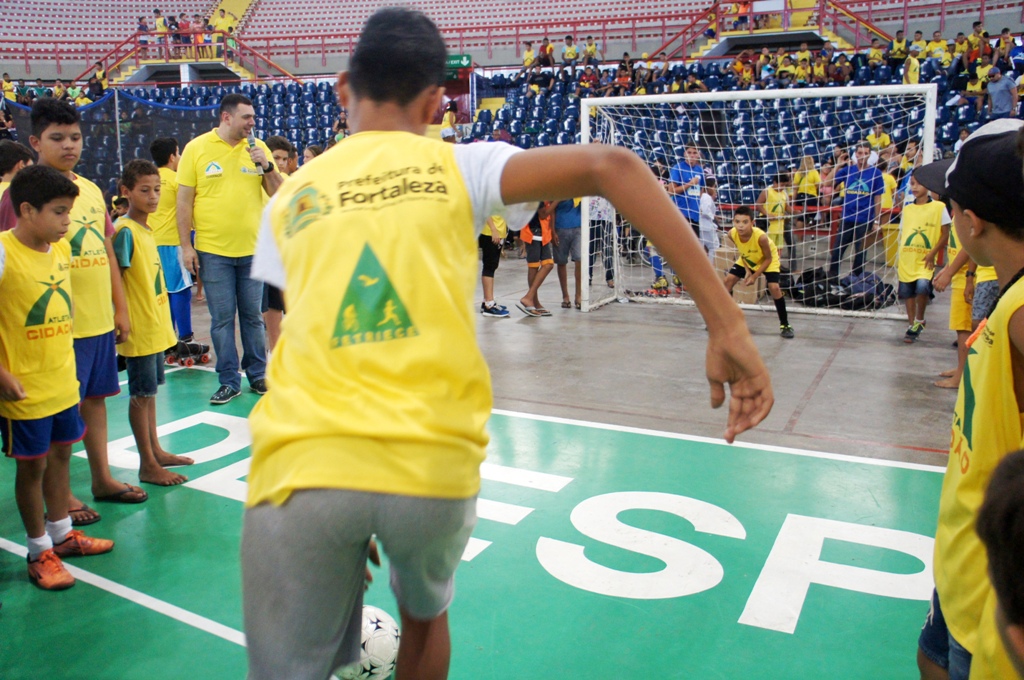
{"left": 780, "top": 325, "right": 795, "bottom": 339}
{"left": 250, "top": 379, "right": 268, "bottom": 395}
{"left": 210, "top": 386, "right": 242, "bottom": 405}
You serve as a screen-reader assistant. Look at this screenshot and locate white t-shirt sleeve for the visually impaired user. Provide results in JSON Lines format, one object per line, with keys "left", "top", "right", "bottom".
{"left": 940, "top": 205, "right": 951, "bottom": 226}
{"left": 454, "top": 142, "right": 537, "bottom": 233}
{"left": 252, "top": 196, "right": 287, "bottom": 290}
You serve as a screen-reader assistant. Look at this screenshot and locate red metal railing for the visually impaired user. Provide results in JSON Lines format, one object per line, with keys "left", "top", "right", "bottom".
{"left": 0, "top": 0, "right": 1018, "bottom": 76}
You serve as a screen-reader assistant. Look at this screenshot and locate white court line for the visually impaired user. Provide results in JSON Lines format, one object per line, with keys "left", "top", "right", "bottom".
{"left": 475, "top": 498, "right": 534, "bottom": 525}
{"left": 490, "top": 408, "right": 947, "bottom": 474}
{"left": 0, "top": 537, "right": 246, "bottom": 647}
{"left": 480, "top": 462, "right": 574, "bottom": 491}
{"left": 461, "top": 537, "right": 491, "bottom": 562}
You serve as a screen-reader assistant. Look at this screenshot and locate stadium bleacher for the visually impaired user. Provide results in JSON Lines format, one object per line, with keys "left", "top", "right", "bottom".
{"left": 0, "top": 0, "right": 211, "bottom": 39}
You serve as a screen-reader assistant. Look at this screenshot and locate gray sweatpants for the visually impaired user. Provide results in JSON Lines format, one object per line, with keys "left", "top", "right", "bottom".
{"left": 242, "top": 488, "right": 477, "bottom": 680}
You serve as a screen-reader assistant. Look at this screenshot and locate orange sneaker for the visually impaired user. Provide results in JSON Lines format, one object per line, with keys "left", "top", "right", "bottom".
{"left": 27, "top": 549, "right": 76, "bottom": 590}
{"left": 52, "top": 530, "right": 114, "bottom": 558}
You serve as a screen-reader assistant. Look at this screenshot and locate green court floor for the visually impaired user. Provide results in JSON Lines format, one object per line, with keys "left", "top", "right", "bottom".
{"left": 0, "top": 368, "right": 943, "bottom": 679}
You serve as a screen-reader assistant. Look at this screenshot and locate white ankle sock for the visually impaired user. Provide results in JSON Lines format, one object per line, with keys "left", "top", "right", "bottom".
{"left": 46, "top": 516, "right": 73, "bottom": 545}
{"left": 27, "top": 533, "right": 53, "bottom": 561}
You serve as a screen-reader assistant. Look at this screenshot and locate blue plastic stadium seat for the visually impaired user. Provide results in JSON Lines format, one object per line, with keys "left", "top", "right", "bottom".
{"left": 300, "top": 114, "right": 315, "bottom": 128}
{"left": 285, "top": 93, "right": 298, "bottom": 105}
{"left": 255, "top": 118, "right": 268, "bottom": 130}
{"left": 762, "top": 162, "right": 779, "bottom": 179}
{"left": 180, "top": 86, "right": 194, "bottom": 98}
{"left": 556, "top": 132, "right": 572, "bottom": 145}
{"left": 270, "top": 104, "right": 284, "bottom": 117}
{"left": 515, "top": 134, "right": 533, "bottom": 149}
{"left": 564, "top": 105, "right": 579, "bottom": 120}
{"left": 509, "top": 120, "right": 523, "bottom": 136}
{"left": 301, "top": 92, "right": 314, "bottom": 104}
{"left": 284, "top": 83, "right": 299, "bottom": 96}
{"left": 316, "top": 81, "right": 331, "bottom": 93}
{"left": 536, "top": 133, "right": 551, "bottom": 147}
{"left": 477, "top": 109, "right": 493, "bottom": 125}
{"left": 542, "top": 119, "right": 557, "bottom": 135}
{"left": 147, "top": 87, "right": 161, "bottom": 101}
{"left": 740, "top": 185, "right": 758, "bottom": 205}
{"left": 240, "top": 84, "right": 254, "bottom": 97}
{"left": 562, "top": 119, "right": 577, "bottom": 134}
{"left": 737, "top": 163, "right": 754, "bottom": 185}
{"left": 734, "top": 146, "right": 751, "bottom": 162}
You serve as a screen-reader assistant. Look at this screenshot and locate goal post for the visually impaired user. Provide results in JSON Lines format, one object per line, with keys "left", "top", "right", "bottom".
{"left": 579, "top": 84, "right": 939, "bottom": 319}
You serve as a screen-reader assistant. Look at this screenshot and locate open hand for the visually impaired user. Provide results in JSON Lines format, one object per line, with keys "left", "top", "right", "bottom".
{"left": 705, "top": 326, "right": 774, "bottom": 443}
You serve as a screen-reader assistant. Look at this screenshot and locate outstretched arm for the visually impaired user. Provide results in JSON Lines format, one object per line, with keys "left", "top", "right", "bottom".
{"left": 501, "top": 146, "right": 773, "bottom": 441}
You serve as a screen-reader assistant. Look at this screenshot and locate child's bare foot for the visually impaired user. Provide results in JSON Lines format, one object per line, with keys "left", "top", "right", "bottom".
{"left": 939, "top": 369, "right": 956, "bottom": 377}
{"left": 65, "top": 497, "right": 101, "bottom": 525}
{"left": 934, "top": 376, "right": 960, "bottom": 389}
{"left": 92, "top": 481, "right": 148, "bottom": 503}
{"left": 154, "top": 451, "right": 194, "bottom": 467}
{"left": 140, "top": 467, "right": 189, "bottom": 486}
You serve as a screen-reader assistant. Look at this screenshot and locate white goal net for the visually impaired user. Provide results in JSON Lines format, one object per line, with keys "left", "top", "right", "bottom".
{"left": 580, "top": 85, "right": 939, "bottom": 318}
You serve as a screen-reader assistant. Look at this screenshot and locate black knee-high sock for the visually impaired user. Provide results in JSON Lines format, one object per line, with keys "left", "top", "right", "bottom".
{"left": 774, "top": 296, "right": 789, "bottom": 326}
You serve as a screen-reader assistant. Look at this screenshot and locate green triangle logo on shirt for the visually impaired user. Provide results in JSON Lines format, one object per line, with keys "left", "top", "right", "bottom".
{"left": 154, "top": 263, "right": 165, "bottom": 296}
{"left": 331, "top": 244, "right": 417, "bottom": 349}
{"left": 904, "top": 228, "right": 932, "bottom": 249}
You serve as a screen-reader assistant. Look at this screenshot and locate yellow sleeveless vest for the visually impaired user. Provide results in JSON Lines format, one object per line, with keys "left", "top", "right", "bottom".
{"left": 764, "top": 187, "right": 787, "bottom": 235}
{"left": 897, "top": 200, "right": 944, "bottom": 283}
{"left": 66, "top": 175, "right": 114, "bottom": 339}
{"left": 730, "top": 226, "right": 780, "bottom": 273}
{"left": 247, "top": 131, "right": 489, "bottom": 507}
{"left": 114, "top": 217, "right": 176, "bottom": 357}
{"left": 0, "top": 232, "right": 78, "bottom": 419}
{"left": 935, "top": 277, "right": 1024, "bottom": 652}
{"left": 946, "top": 223, "right": 967, "bottom": 288}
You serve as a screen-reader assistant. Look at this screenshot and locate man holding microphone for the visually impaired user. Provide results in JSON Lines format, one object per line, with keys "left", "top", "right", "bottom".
{"left": 177, "top": 94, "right": 283, "bottom": 404}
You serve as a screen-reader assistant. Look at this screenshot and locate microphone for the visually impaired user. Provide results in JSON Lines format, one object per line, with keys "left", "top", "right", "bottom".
{"left": 248, "top": 132, "right": 264, "bottom": 176}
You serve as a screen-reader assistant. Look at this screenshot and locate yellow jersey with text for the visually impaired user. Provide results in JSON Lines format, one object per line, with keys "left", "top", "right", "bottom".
{"left": 946, "top": 224, "right": 968, "bottom": 288}
{"left": 795, "top": 49, "right": 812, "bottom": 64}
{"left": 730, "top": 226, "right": 780, "bottom": 273}
{"left": 764, "top": 187, "right": 787, "bottom": 236}
{"left": 584, "top": 43, "right": 598, "bottom": 57}
{"left": 248, "top": 131, "right": 491, "bottom": 506}
{"left": 113, "top": 217, "right": 176, "bottom": 357}
{"left": 151, "top": 166, "right": 179, "bottom": 246}
{"left": 868, "top": 47, "right": 884, "bottom": 63}
{"left": 0, "top": 233, "right": 77, "bottom": 419}
{"left": 523, "top": 49, "right": 535, "bottom": 66}
{"left": 890, "top": 38, "right": 908, "bottom": 59}
{"left": 954, "top": 39, "right": 969, "bottom": 56}
{"left": 66, "top": 174, "right": 114, "bottom": 339}
{"left": 904, "top": 56, "right": 920, "bottom": 83}
{"left": 564, "top": 44, "right": 579, "bottom": 59}
{"left": 977, "top": 63, "right": 992, "bottom": 83}
{"left": 935, "top": 277, "right": 1024, "bottom": 653}
{"left": 926, "top": 40, "right": 947, "bottom": 57}
{"left": 897, "top": 200, "right": 944, "bottom": 282}
{"left": 911, "top": 39, "right": 928, "bottom": 52}
{"left": 177, "top": 129, "right": 271, "bottom": 257}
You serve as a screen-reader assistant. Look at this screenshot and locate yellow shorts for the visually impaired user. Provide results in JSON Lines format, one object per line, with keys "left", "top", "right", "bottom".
{"left": 949, "top": 285, "right": 972, "bottom": 332}
{"left": 768, "top": 231, "right": 785, "bottom": 250}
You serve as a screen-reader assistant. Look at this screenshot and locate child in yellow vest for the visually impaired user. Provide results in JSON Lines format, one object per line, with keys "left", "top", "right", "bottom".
{"left": 0, "top": 98, "right": 148, "bottom": 519}
{"left": 0, "top": 166, "right": 114, "bottom": 590}
{"left": 241, "top": 8, "right": 773, "bottom": 679}
{"left": 932, "top": 217, "right": 974, "bottom": 389}
{"left": 896, "top": 175, "right": 949, "bottom": 342}
{"left": 756, "top": 172, "right": 790, "bottom": 259}
{"left": 113, "top": 160, "right": 191, "bottom": 487}
{"left": 913, "top": 119, "right": 1024, "bottom": 680}
{"left": 723, "top": 206, "right": 794, "bottom": 338}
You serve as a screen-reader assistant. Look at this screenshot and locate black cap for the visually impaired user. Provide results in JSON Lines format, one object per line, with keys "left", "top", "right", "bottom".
{"left": 913, "top": 119, "right": 1024, "bottom": 227}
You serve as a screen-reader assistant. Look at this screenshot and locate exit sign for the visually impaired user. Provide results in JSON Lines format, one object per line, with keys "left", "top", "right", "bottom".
{"left": 446, "top": 54, "right": 472, "bottom": 68}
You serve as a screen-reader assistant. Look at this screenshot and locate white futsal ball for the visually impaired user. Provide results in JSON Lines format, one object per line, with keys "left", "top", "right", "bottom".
{"left": 334, "top": 605, "right": 401, "bottom": 680}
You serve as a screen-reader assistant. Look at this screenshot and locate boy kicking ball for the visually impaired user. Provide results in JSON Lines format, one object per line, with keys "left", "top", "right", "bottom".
{"left": 113, "top": 159, "right": 193, "bottom": 486}
{"left": 242, "top": 9, "right": 772, "bottom": 680}
{"left": 722, "top": 206, "right": 794, "bottom": 338}
{"left": 0, "top": 166, "right": 113, "bottom": 590}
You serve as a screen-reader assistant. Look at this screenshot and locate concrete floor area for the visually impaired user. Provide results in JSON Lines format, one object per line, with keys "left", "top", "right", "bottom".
{"left": 188, "top": 254, "right": 956, "bottom": 469}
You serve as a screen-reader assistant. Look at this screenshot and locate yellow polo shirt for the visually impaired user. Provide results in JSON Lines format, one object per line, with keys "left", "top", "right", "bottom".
{"left": 177, "top": 129, "right": 272, "bottom": 257}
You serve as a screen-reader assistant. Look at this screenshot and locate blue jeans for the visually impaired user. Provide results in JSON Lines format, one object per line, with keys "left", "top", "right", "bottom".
{"left": 828, "top": 219, "right": 871, "bottom": 278}
{"left": 197, "top": 251, "right": 266, "bottom": 391}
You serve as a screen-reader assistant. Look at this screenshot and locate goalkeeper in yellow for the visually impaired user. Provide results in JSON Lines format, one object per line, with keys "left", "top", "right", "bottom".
{"left": 723, "top": 206, "right": 795, "bottom": 338}
{"left": 240, "top": 8, "right": 775, "bottom": 680}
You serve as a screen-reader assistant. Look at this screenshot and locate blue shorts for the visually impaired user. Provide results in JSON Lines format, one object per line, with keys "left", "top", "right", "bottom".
{"left": 1, "top": 403, "right": 85, "bottom": 459}
{"left": 972, "top": 280, "right": 1000, "bottom": 321}
{"left": 75, "top": 331, "right": 120, "bottom": 400}
{"left": 918, "top": 589, "right": 972, "bottom": 678}
{"left": 125, "top": 352, "right": 166, "bottom": 398}
{"left": 157, "top": 245, "right": 193, "bottom": 294}
{"left": 898, "top": 278, "right": 933, "bottom": 299}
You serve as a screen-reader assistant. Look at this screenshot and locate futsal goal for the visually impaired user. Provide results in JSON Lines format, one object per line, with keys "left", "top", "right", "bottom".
{"left": 580, "top": 84, "right": 939, "bottom": 319}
